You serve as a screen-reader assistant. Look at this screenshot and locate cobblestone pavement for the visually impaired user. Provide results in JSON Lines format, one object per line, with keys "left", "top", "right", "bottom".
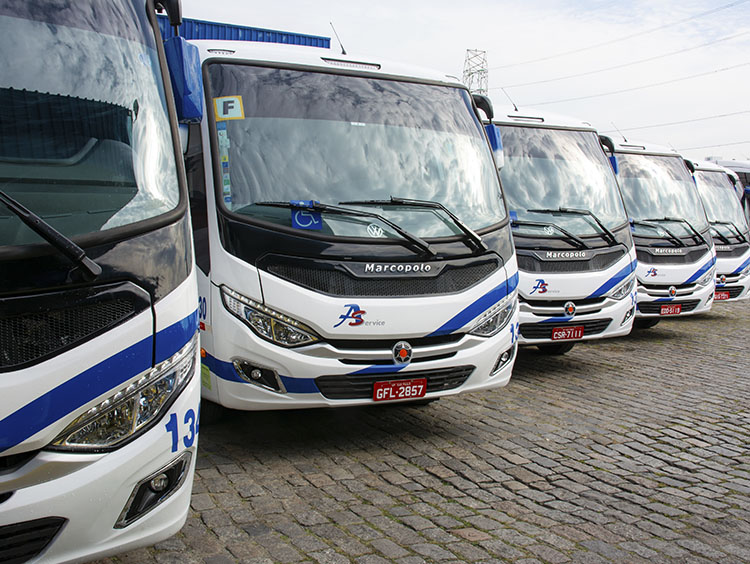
{"left": 99, "top": 300, "right": 750, "bottom": 564}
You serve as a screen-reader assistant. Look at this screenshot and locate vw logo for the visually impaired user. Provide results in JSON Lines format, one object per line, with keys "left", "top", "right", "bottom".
{"left": 393, "top": 341, "right": 412, "bottom": 364}
{"left": 367, "top": 224, "right": 384, "bottom": 238}
{"left": 563, "top": 301, "right": 576, "bottom": 317}
{"left": 668, "top": 286, "right": 677, "bottom": 297}
{"left": 719, "top": 275, "right": 727, "bottom": 284}
{"left": 543, "top": 225, "right": 555, "bottom": 236}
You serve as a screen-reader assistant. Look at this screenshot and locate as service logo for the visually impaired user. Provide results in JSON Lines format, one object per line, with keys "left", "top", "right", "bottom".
{"left": 646, "top": 267, "right": 658, "bottom": 277}
{"left": 530, "top": 279, "right": 549, "bottom": 294}
{"left": 334, "top": 304, "right": 366, "bottom": 327}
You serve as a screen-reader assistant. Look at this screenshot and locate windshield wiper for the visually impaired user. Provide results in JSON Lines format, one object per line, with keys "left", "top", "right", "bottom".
{"left": 339, "top": 196, "right": 488, "bottom": 252}
{"left": 255, "top": 200, "right": 436, "bottom": 257}
{"left": 710, "top": 220, "right": 747, "bottom": 243}
{"left": 527, "top": 207, "right": 617, "bottom": 246}
{"left": 0, "top": 190, "right": 102, "bottom": 280}
{"left": 510, "top": 218, "right": 589, "bottom": 250}
{"left": 630, "top": 219, "right": 685, "bottom": 247}
{"left": 645, "top": 216, "right": 708, "bottom": 247}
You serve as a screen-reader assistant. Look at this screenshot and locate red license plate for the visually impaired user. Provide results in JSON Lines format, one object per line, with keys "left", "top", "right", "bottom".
{"left": 660, "top": 303, "right": 682, "bottom": 315}
{"left": 373, "top": 378, "right": 427, "bottom": 402}
{"left": 715, "top": 291, "right": 730, "bottom": 301}
{"left": 551, "top": 326, "right": 584, "bottom": 340}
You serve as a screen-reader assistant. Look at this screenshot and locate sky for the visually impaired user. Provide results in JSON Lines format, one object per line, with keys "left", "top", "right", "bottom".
{"left": 181, "top": 0, "right": 750, "bottom": 161}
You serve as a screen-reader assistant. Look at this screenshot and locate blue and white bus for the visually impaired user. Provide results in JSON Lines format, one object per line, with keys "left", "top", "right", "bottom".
{"left": 692, "top": 161, "right": 750, "bottom": 302}
{"left": 0, "top": 1, "right": 201, "bottom": 561}
{"left": 612, "top": 141, "right": 715, "bottom": 327}
{"left": 492, "top": 108, "right": 637, "bottom": 354}
{"left": 183, "top": 40, "right": 519, "bottom": 412}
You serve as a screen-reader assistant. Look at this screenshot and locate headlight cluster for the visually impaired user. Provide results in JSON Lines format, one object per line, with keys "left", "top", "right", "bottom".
{"left": 697, "top": 268, "right": 715, "bottom": 286}
{"left": 609, "top": 275, "right": 636, "bottom": 300}
{"left": 739, "top": 263, "right": 750, "bottom": 276}
{"left": 221, "top": 286, "right": 320, "bottom": 347}
{"left": 469, "top": 292, "right": 516, "bottom": 337}
{"left": 52, "top": 334, "right": 197, "bottom": 451}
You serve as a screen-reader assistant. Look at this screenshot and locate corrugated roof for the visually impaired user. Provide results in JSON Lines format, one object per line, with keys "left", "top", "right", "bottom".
{"left": 157, "top": 15, "right": 330, "bottom": 49}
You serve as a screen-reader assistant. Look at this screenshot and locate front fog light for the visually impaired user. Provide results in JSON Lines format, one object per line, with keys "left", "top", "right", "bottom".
{"left": 608, "top": 275, "right": 635, "bottom": 300}
{"left": 492, "top": 346, "right": 515, "bottom": 374}
{"left": 621, "top": 306, "right": 635, "bottom": 326}
{"left": 116, "top": 451, "right": 192, "bottom": 528}
{"left": 221, "top": 286, "right": 320, "bottom": 347}
{"left": 52, "top": 335, "right": 197, "bottom": 451}
{"left": 470, "top": 293, "right": 516, "bottom": 337}
{"left": 697, "top": 268, "right": 715, "bottom": 286}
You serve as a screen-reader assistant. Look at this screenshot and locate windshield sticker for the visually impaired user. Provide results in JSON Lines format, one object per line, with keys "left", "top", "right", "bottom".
{"left": 214, "top": 95, "right": 244, "bottom": 121}
{"left": 216, "top": 122, "right": 232, "bottom": 206}
{"left": 291, "top": 208, "right": 322, "bottom": 230}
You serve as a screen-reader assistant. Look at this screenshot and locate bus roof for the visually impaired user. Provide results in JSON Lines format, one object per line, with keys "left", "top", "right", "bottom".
{"left": 490, "top": 106, "right": 598, "bottom": 132}
{"left": 189, "top": 40, "right": 461, "bottom": 87}
{"left": 612, "top": 139, "right": 683, "bottom": 158}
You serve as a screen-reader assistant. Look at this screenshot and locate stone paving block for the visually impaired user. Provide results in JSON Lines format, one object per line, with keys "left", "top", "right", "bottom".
{"left": 97, "top": 302, "right": 750, "bottom": 564}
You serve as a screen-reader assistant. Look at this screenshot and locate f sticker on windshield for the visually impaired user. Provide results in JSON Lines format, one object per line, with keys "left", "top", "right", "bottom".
{"left": 214, "top": 96, "right": 244, "bottom": 121}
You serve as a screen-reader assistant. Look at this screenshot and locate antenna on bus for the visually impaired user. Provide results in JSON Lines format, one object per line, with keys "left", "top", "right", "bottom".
{"left": 329, "top": 22, "right": 347, "bottom": 55}
{"left": 501, "top": 88, "right": 518, "bottom": 113}
{"left": 611, "top": 122, "right": 628, "bottom": 143}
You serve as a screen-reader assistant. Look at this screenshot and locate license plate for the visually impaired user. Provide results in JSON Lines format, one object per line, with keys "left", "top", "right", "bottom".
{"left": 373, "top": 378, "right": 427, "bottom": 402}
{"left": 660, "top": 303, "right": 682, "bottom": 315}
{"left": 715, "top": 291, "right": 730, "bottom": 301}
{"left": 551, "top": 326, "right": 584, "bottom": 340}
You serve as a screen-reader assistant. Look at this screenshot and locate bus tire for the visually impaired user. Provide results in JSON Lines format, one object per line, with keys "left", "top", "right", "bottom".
{"left": 634, "top": 318, "right": 660, "bottom": 329}
{"left": 199, "top": 400, "right": 225, "bottom": 425}
{"left": 537, "top": 342, "right": 575, "bottom": 355}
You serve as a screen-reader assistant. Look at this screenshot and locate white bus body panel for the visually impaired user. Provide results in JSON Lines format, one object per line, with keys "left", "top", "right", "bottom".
{"left": 635, "top": 250, "right": 716, "bottom": 317}
{"left": 201, "top": 261, "right": 519, "bottom": 410}
{"left": 0, "top": 276, "right": 201, "bottom": 563}
{"left": 517, "top": 250, "right": 637, "bottom": 345}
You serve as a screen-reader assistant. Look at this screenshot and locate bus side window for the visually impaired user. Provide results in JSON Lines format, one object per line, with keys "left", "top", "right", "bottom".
{"left": 186, "top": 123, "right": 210, "bottom": 275}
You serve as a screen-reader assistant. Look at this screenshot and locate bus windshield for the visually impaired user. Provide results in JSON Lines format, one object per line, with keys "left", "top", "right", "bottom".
{"left": 694, "top": 170, "right": 749, "bottom": 236}
{"left": 0, "top": 1, "right": 179, "bottom": 248}
{"left": 616, "top": 154, "right": 709, "bottom": 238}
{"left": 206, "top": 64, "right": 506, "bottom": 239}
{"left": 497, "top": 126, "right": 627, "bottom": 237}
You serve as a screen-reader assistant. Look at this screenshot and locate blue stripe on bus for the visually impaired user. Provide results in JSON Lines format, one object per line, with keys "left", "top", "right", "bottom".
{"left": 156, "top": 309, "right": 199, "bottom": 363}
{"left": 0, "top": 312, "right": 197, "bottom": 454}
{"left": 732, "top": 255, "right": 750, "bottom": 275}
{"left": 684, "top": 256, "right": 716, "bottom": 284}
{"left": 427, "top": 271, "right": 519, "bottom": 337}
{"left": 279, "top": 376, "right": 320, "bottom": 393}
{"left": 586, "top": 259, "right": 636, "bottom": 299}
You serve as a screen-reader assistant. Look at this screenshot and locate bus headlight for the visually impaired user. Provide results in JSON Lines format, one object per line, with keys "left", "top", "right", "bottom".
{"left": 469, "top": 293, "right": 516, "bottom": 337}
{"left": 739, "top": 263, "right": 750, "bottom": 276}
{"left": 608, "top": 275, "right": 635, "bottom": 300}
{"left": 51, "top": 335, "right": 197, "bottom": 451}
{"left": 221, "top": 286, "right": 320, "bottom": 347}
{"left": 697, "top": 268, "right": 715, "bottom": 286}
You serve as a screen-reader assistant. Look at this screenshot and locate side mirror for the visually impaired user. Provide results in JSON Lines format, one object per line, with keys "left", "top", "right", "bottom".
{"left": 599, "top": 134, "right": 615, "bottom": 154}
{"left": 164, "top": 37, "right": 204, "bottom": 124}
{"left": 684, "top": 159, "right": 695, "bottom": 173}
{"left": 484, "top": 123, "right": 504, "bottom": 170}
{"left": 472, "top": 94, "right": 494, "bottom": 121}
{"left": 178, "top": 123, "right": 189, "bottom": 154}
{"left": 609, "top": 155, "right": 619, "bottom": 175}
{"left": 155, "top": 0, "right": 182, "bottom": 27}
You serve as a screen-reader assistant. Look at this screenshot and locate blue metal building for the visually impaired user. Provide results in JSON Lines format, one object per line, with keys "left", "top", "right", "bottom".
{"left": 157, "top": 15, "right": 330, "bottom": 48}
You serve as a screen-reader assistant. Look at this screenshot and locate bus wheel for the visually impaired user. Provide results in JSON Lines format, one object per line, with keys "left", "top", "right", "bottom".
{"left": 537, "top": 343, "right": 575, "bottom": 355}
{"left": 199, "top": 400, "right": 226, "bottom": 425}
{"left": 634, "top": 318, "right": 660, "bottom": 329}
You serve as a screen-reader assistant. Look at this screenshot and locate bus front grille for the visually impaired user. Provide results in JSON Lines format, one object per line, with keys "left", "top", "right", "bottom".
{"left": 316, "top": 365, "right": 474, "bottom": 399}
{"left": 0, "top": 517, "right": 66, "bottom": 564}
{"left": 519, "top": 319, "right": 612, "bottom": 339}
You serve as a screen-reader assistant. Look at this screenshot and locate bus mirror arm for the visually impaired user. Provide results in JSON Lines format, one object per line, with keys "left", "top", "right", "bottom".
{"left": 155, "top": 0, "right": 182, "bottom": 28}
